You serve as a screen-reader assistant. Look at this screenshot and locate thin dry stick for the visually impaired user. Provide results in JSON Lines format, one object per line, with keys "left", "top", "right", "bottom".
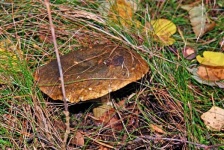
{"left": 138, "top": 135, "right": 224, "bottom": 149}
{"left": 44, "top": 0, "right": 70, "bottom": 149}
{"left": 111, "top": 99, "right": 130, "bottom": 139}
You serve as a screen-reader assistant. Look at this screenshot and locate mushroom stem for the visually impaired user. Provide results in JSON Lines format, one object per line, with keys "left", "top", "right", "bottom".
{"left": 100, "top": 94, "right": 113, "bottom": 106}
{"left": 93, "top": 94, "right": 113, "bottom": 118}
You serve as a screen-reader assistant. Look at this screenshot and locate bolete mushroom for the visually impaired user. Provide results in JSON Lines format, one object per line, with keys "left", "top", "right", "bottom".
{"left": 34, "top": 44, "right": 149, "bottom": 103}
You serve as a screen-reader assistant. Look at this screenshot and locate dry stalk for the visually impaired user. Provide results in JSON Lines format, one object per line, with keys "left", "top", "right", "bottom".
{"left": 137, "top": 135, "right": 224, "bottom": 149}
{"left": 44, "top": 0, "right": 70, "bottom": 149}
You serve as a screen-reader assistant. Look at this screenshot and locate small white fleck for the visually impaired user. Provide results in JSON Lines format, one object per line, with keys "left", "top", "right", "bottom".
{"left": 89, "top": 87, "right": 92, "bottom": 91}
{"left": 74, "top": 61, "right": 79, "bottom": 64}
{"left": 108, "top": 88, "right": 112, "bottom": 93}
{"left": 79, "top": 96, "right": 84, "bottom": 101}
{"left": 107, "top": 101, "right": 113, "bottom": 106}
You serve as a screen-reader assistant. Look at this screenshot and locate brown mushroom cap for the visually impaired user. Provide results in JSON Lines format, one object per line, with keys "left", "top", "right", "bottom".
{"left": 34, "top": 44, "right": 149, "bottom": 103}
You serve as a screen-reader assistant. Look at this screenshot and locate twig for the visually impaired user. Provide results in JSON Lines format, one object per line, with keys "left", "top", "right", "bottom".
{"left": 111, "top": 99, "right": 131, "bottom": 139}
{"left": 137, "top": 135, "right": 224, "bottom": 149}
{"left": 83, "top": 133, "right": 115, "bottom": 149}
{"left": 44, "top": 1, "right": 70, "bottom": 149}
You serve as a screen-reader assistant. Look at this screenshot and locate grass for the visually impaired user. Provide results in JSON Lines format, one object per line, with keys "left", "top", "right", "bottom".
{"left": 0, "top": 0, "right": 224, "bottom": 149}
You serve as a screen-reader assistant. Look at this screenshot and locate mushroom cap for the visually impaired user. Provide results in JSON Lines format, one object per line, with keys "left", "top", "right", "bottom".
{"left": 34, "top": 44, "right": 149, "bottom": 103}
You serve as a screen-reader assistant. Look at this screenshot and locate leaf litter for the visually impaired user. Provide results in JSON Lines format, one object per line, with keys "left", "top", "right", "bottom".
{"left": 201, "top": 106, "right": 224, "bottom": 131}
{"left": 188, "top": 51, "right": 224, "bottom": 88}
{"left": 181, "top": 1, "right": 216, "bottom": 38}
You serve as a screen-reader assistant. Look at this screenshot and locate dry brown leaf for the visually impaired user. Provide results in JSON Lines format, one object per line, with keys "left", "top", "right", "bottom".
{"left": 187, "top": 67, "right": 224, "bottom": 88}
{"left": 197, "top": 65, "right": 224, "bottom": 81}
{"left": 149, "top": 124, "right": 166, "bottom": 134}
{"left": 201, "top": 106, "right": 224, "bottom": 131}
{"left": 70, "top": 131, "right": 84, "bottom": 146}
{"left": 181, "top": 1, "right": 215, "bottom": 38}
{"left": 53, "top": 120, "right": 66, "bottom": 131}
{"left": 96, "top": 108, "right": 122, "bottom": 130}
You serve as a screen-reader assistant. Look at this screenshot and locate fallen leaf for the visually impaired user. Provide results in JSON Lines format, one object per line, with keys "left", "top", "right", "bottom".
{"left": 149, "top": 124, "right": 166, "bottom": 134}
{"left": 108, "top": 0, "right": 135, "bottom": 27}
{"left": 196, "top": 51, "right": 224, "bottom": 67}
{"left": 197, "top": 65, "right": 224, "bottom": 81}
{"left": 98, "top": 0, "right": 142, "bottom": 30}
{"left": 95, "top": 108, "right": 122, "bottom": 130}
{"left": 98, "top": 0, "right": 139, "bottom": 25}
{"left": 70, "top": 131, "right": 84, "bottom": 146}
{"left": 187, "top": 67, "right": 224, "bottom": 88}
{"left": 201, "top": 106, "right": 224, "bottom": 131}
{"left": 53, "top": 120, "right": 66, "bottom": 131}
{"left": 181, "top": 1, "right": 216, "bottom": 38}
{"left": 193, "top": 51, "right": 224, "bottom": 83}
{"left": 146, "top": 19, "right": 177, "bottom": 46}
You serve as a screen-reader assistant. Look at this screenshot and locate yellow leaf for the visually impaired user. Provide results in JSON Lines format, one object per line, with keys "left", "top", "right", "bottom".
{"left": 201, "top": 106, "right": 224, "bottom": 131}
{"left": 109, "top": 0, "right": 135, "bottom": 27}
{"left": 150, "top": 19, "right": 176, "bottom": 36}
{"left": 196, "top": 51, "right": 224, "bottom": 67}
{"left": 146, "top": 19, "right": 177, "bottom": 46}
